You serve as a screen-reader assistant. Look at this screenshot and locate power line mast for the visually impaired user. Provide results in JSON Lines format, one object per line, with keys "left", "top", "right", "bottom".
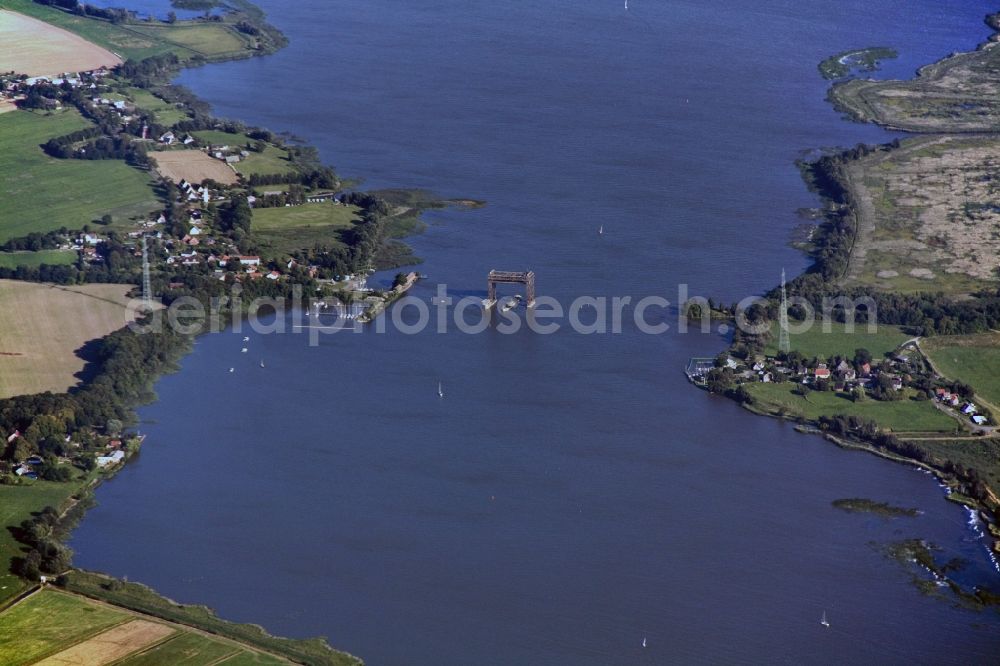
{"left": 141, "top": 235, "right": 152, "bottom": 313}
{"left": 778, "top": 268, "right": 790, "bottom": 354}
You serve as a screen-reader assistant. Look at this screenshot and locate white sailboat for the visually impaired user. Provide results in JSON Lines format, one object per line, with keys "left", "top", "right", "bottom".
{"left": 641, "top": 637, "right": 647, "bottom": 648}
{"left": 438, "top": 381, "right": 444, "bottom": 398}
{"left": 260, "top": 359, "right": 265, "bottom": 368}
{"left": 820, "top": 611, "right": 830, "bottom": 628}
{"left": 598, "top": 224, "right": 604, "bottom": 235}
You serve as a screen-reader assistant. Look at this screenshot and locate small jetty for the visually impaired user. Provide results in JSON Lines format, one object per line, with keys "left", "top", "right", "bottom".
{"left": 685, "top": 357, "right": 715, "bottom": 384}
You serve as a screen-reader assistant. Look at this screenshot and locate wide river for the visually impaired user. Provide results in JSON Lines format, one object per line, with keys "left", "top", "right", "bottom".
{"left": 72, "top": 0, "right": 1000, "bottom": 663}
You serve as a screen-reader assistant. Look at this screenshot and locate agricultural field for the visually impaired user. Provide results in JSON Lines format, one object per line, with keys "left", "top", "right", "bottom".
{"left": 0, "top": 109, "right": 160, "bottom": 241}
{"left": 0, "top": 280, "right": 143, "bottom": 399}
{"left": 150, "top": 149, "right": 239, "bottom": 185}
{"left": 0, "top": 589, "right": 300, "bottom": 665}
{"left": 61, "top": 571, "right": 360, "bottom": 665}
{"left": 0, "top": 589, "right": 128, "bottom": 665}
{"left": 923, "top": 333, "right": 1000, "bottom": 410}
{"left": 764, "top": 320, "right": 910, "bottom": 359}
{"left": 0, "top": 0, "right": 259, "bottom": 63}
{"left": 193, "top": 130, "right": 297, "bottom": 177}
{"left": 0, "top": 250, "right": 76, "bottom": 269}
{"left": 0, "top": 9, "right": 120, "bottom": 76}
{"left": 840, "top": 135, "right": 1000, "bottom": 295}
{"left": 746, "top": 382, "right": 958, "bottom": 434}
{"left": 252, "top": 203, "right": 359, "bottom": 257}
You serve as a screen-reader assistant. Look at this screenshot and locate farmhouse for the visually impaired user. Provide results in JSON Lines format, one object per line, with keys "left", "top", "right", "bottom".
{"left": 239, "top": 255, "right": 261, "bottom": 267}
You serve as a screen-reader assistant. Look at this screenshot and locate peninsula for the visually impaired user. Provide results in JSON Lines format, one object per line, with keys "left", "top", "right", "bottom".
{"left": 690, "top": 10, "right": 1000, "bottom": 599}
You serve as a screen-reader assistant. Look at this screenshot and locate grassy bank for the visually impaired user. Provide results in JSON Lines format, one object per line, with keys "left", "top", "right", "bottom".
{"left": 0, "top": 586, "right": 346, "bottom": 665}
{"left": 60, "top": 572, "right": 361, "bottom": 665}
{"left": 0, "top": 470, "right": 98, "bottom": 605}
{"left": 745, "top": 382, "right": 958, "bottom": 433}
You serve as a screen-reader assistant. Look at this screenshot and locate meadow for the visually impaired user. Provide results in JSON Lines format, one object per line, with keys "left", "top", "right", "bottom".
{"left": 0, "top": 477, "right": 91, "bottom": 605}
{"left": 0, "top": 109, "right": 160, "bottom": 241}
{"left": 747, "top": 382, "right": 957, "bottom": 433}
{"left": 124, "top": 87, "right": 190, "bottom": 126}
{"left": 764, "top": 320, "right": 910, "bottom": 359}
{"left": 0, "top": 250, "right": 76, "bottom": 269}
{"left": 252, "top": 203, "right": 359, "bottom": 256}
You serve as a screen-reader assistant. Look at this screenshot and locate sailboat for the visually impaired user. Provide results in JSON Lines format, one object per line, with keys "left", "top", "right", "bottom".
{"left": 641, "top": 637, "right": 647, "bottom": 648}
{"left": 438, "top": 381, "right": 444, "bottom": 398}
{"left": 598, "top": 224, "right": 604, "bottom": 235}
{"left": 260, "top": 359, "right": 265, "bottom": 368}
{"left": 820, "top": 611, "right": 830, "bottom": 628}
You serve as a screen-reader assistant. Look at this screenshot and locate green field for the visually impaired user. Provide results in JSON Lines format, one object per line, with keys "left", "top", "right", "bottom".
{"left": 125, "top": 87, "right": 190, "bottom": 126}
{"left": 0, "top": 0, "right": 255, "bottom": 62}
{"left": 127, "top": 22, "right": 251, "bottom": 58}
{"left": 116, "top": 631, "right": 240, "bottom": 665}
{"left": 747, "top": 382, "right": 958, "bottom": 433}
{"left": 764, "top": 320, "right": 910, "bottom": 359}
{"left": 0, "top": 249, "right": 76, "bottom": 269}
{"left": 193, "top": 130, "right": 297, "bottom": 176}
{"left": 0, "top": 109, "right": 160, "bottom": 241}
{"left": 924, "top": 334, "right": 1000, "bottom": 410}
{"left": 252, "top": 203, "right": 359, "bottom": 256}
{"left": 0, "top": 589, "right": 127, "bottom": 665}
{"left": 0, "top": 476, "right": 92, "bottom": 605}
{"left": 0, "top": 588, "right": 314, "bottom": 665}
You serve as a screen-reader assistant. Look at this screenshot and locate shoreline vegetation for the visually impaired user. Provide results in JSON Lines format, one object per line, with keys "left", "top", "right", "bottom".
{"left": 0, "top": 0, "right": 469, "bottom": 660}
{"left": 818, "top": 46, "right": 898, "bottom": 80}
{"left": 689, "top": 9, "right": 1000, "bottom": 597}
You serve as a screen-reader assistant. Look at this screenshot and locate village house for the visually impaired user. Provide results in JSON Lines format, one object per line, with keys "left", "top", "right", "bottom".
{"left": 814, "top": 363, "right": 831, "bottom": 380}
{"left": 238, "top": 255, "right": 261, "bottom": 267}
